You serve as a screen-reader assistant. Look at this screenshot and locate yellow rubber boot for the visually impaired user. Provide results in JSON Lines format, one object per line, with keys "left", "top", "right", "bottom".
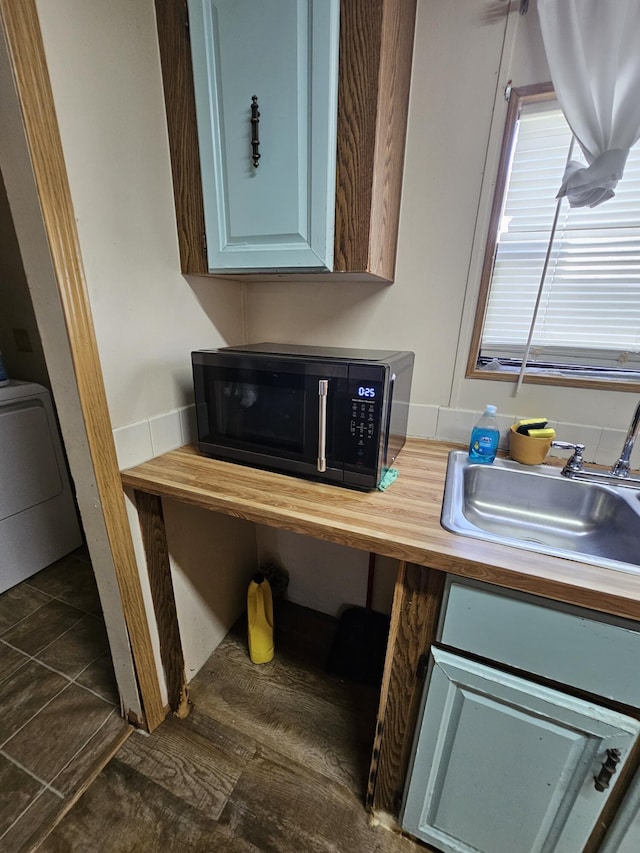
{"left": 247, "top": 573, "right": 274, "bottom": 664}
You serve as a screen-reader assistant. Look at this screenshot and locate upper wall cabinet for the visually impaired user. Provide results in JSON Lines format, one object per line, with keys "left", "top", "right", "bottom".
{"left": 187, "top": 0, "right": 339, "bottom": 272}
{"left": 155, "top": 0, "right": 417, "bottom": 282}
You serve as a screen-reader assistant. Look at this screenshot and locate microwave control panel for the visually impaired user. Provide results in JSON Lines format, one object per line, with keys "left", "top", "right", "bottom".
{"left": 346, "top": 377, "right": 382, "bottom": 468}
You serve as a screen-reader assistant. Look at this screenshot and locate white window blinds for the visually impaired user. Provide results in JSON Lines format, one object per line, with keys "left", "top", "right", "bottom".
{"left": 480, "top": 100, "right": 640, "bottom": 375}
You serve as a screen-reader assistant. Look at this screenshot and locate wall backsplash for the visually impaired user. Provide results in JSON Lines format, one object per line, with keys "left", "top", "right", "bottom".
{"left": 408, "top": 404, "right": 631, "bottom": 468}
{"left": 113, "top": 405, "right": 197, "bottom": 470}
{"left": 114, "top": 402, "right": 633, "bottom": 472}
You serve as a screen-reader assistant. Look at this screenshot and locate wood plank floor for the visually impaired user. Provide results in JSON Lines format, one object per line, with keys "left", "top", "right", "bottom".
{"left": 39, "top": 602, "right": 427, "bottom": 852}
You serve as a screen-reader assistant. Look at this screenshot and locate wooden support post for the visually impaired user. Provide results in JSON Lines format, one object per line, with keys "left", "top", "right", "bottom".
{"left": 134, "top": 490, "right": 190, "bottom": 718}
{"left": 368, "top": 562, "right": 445, "bottom": 815}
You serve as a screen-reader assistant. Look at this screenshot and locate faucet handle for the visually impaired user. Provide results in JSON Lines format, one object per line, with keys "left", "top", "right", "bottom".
{"left": 551, "top": 440, "right": 585, "bottom": 475}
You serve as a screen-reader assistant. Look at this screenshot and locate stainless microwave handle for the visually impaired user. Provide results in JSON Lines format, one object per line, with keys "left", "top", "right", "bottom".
{"left": 317, "top": 379, "right": 329, "bottom": 472}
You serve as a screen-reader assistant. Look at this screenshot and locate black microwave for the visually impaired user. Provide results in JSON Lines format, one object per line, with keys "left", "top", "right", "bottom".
{"left": 192, "top": 343, "right": 414, "bottom": 490}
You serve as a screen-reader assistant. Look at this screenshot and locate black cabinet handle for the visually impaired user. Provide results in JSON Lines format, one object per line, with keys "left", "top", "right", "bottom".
{"left": 251, "top": 95, "right": 260, "bottom": 168}
{"left": 594, "top": 748, "right": 621, "bottom": 792}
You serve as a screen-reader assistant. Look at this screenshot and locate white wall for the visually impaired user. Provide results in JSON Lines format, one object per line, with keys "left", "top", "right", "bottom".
{"left": 35, "top": 0, "right": 243, "bottom": 430}
{"left": 163, "top": 500, "right": 258, "bottom": 679}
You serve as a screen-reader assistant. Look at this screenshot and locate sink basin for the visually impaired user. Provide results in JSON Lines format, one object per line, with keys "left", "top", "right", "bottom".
{"left": 441, "top": 450, "right": 640, "bottom": 573}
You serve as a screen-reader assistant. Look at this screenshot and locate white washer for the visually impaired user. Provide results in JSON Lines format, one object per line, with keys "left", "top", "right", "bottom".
{"left": 0, "top": 380, "right": 82, "bottom": 593}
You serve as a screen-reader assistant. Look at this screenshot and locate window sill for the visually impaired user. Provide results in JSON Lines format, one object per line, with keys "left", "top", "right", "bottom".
{"left": 466, "top": 366, "right": 640, "bottom": 394}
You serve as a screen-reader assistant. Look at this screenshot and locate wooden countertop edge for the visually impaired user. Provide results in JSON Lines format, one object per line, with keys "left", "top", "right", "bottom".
{"left": 121, "top": 439, "right": 640, "bottom": 621}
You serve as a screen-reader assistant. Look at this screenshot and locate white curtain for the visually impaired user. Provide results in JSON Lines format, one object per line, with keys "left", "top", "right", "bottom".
{"left": 537, "top": 0, "right": 640, "bottom": 208}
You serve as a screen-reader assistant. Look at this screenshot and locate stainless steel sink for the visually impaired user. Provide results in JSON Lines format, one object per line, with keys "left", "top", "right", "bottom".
{"left": 441, "top": 450, "right": 640, "bottom": 573}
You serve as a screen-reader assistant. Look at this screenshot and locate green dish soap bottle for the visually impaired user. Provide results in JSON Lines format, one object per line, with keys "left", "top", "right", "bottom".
{"left": 247, "top": 572, "right": 274, "bottom": 664}
{"left": 468, "top": 405, "right": 499, "bottom": 464}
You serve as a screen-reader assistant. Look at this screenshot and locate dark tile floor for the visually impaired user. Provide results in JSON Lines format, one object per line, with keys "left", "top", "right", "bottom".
{"left": 0, "top": 548, "right": 130, "bottom": 852}
{"left": 39, "top": 603, "right": 425, "bottom": 852}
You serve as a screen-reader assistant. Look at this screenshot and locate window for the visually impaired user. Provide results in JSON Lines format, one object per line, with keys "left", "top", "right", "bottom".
{"left": 468, "top": 83, "right": 640, "bottom": 390}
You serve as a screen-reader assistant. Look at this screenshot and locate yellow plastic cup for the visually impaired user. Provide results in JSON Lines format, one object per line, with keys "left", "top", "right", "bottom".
{"left": 509, "top": 424, "right": 552, "bottom": 465}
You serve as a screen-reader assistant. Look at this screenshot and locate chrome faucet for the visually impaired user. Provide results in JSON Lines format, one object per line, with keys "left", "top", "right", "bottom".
{"left": 550, "top": 400, "right": 640, "bottom": 489}
{"left": 611, "top": 399, "right": 640, "bottom": 478}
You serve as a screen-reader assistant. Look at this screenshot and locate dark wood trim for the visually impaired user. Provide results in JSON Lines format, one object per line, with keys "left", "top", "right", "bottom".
{"left": 369, "top": 0, "right": 417, "bottom": 280}
{"left": 134, "top": 491, "right": 190, "bottom": 718}
{"left": 154, "top": 0, "right": 208, "bottom": 275}
{"left": 0, "top": 0, "right": 166, "bottom": 731}
{"left": 370, "top": 563, "right": 445, "bottom": 814}
{"left": 333, "top": 0, "right": 383, "bottom": 275}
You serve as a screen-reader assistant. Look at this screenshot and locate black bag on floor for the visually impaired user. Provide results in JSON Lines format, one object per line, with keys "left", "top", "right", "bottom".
{"left": 326, "top": 606, "right": 390, "bottom": 687}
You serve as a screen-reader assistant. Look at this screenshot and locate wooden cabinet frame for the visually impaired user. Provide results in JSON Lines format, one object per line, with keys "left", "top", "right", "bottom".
{"left": 368, "top": 562, "right": 445, "bottom": 814}
{"left": 154, "top": 0, "right": 417, "bottom": 282}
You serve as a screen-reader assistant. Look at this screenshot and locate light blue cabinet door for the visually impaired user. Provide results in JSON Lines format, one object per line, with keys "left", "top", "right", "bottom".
{"left": 402, "top": 649, "right": 640, "bottom": 853}
{"left": 187, "top": 0, "right": 339, "bottom": 272}
{"left": 601, "top": 768, "right": 640, "bottom": 852}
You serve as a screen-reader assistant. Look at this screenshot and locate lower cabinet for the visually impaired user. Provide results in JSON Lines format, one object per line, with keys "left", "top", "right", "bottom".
{"left": 402, "top": 648, "right": 640, "bottom": 853}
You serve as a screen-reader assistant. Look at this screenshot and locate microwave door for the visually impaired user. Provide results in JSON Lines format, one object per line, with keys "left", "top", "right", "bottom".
{"left": 202, "top": 361, "right": 346, "bottom": 482}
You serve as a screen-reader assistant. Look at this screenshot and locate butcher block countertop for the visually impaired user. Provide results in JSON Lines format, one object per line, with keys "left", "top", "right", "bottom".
{"left": 121, "top": 438, "right": 640, "bottom": 622}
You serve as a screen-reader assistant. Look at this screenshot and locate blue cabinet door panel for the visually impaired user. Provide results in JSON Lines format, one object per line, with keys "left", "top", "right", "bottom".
{"left": 188, "top": 0, "right": 340, "bottom": 271}
{"left": 402, "top": 649, "right": 640, "bottom": 853}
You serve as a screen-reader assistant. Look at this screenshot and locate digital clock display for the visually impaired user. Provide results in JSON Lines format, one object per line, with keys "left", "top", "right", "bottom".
{"left": 358, "top": 386, "right": 376, "bottom": 399}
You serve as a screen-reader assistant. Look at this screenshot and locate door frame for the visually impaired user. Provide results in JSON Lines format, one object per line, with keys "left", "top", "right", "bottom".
{"left": 0, "top": 0, "right": 165, "bottom": 731}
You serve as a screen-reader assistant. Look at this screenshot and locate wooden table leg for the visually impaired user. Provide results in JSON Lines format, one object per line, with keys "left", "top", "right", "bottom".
{"left": 134, "top": 490, "right": 190, "bottom": 718}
